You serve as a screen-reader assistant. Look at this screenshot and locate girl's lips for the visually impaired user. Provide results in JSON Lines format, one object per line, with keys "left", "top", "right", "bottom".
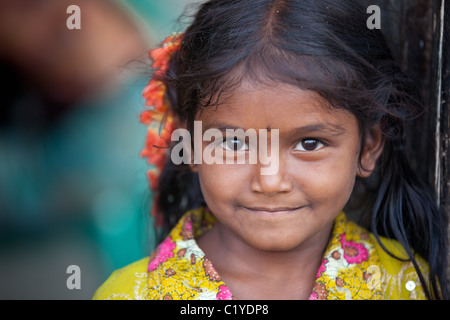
{"left": 239, "top": 205, "right": 307, "bottom": 217}
{"left": 245, "top": 206, "right": 300, "bottom": 212}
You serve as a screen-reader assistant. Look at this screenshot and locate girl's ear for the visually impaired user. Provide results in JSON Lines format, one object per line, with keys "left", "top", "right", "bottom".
{"left": 357, "top": 125, "right": 385, "bottom": 178}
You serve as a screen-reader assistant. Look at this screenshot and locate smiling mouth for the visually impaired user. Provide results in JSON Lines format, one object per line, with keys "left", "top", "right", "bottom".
{"left": 240, "top": 205, "right": 306, "bottom": 216}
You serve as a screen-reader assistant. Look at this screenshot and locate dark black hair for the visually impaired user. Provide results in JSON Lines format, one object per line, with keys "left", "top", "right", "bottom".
{"left": 152, "top": 0, "right": 448, "bottom": 299}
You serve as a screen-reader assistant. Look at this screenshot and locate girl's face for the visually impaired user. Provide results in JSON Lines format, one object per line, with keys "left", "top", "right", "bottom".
{"left": 192, "top": 82, "right": 383, "bottom": 252}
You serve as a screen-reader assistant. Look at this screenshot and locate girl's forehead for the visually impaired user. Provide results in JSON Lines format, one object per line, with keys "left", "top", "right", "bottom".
{"left": 196, "top": 81, "right": 351, "bottom": 125}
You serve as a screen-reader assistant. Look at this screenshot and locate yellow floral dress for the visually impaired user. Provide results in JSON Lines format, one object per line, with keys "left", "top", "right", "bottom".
{"left": 93, "top": 207, "right": 428, "bottom": 300}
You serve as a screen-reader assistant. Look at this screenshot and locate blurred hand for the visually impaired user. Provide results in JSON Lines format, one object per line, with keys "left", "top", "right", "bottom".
{"left": 0, "top": 0, "right": 149, "bottom": 104}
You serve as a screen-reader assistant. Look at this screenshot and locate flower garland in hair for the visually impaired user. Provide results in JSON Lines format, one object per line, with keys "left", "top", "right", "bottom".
{"left": 140, "top": 33, "right": 183, "bottom": 227}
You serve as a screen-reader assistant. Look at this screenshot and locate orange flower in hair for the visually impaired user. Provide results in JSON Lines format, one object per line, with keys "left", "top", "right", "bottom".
{"left": 142, "top": 81, "right": 167, "bottom": 112}
{"left": 150, "top": 34, "right": 183, "bottom": 73}
{"left": 140, "top": 33, "right": 183, "bottom": 226}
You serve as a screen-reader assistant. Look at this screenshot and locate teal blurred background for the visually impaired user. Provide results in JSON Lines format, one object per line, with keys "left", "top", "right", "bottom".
{"left": 0, "top": 0, "right": 198, "bottom": 299}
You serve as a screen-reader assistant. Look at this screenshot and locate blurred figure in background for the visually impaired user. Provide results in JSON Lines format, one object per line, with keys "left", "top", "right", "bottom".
{"left": 0, "top": 0, "right": 195, "bottom": 299}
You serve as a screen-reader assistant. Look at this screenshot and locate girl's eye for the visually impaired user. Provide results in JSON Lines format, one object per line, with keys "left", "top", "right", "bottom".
{"left": 294, "top": 138, "right": 325, "bottom": 151}
{"left": 221, "top": 137, "right": 248, "bottom": 151}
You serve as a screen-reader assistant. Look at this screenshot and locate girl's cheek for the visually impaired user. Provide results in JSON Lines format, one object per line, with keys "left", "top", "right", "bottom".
{"left": 294, "top": 159, "right": 356, "bottom": 199}
{"left": 198, "top": 163, "right": 245, "bottom": 194}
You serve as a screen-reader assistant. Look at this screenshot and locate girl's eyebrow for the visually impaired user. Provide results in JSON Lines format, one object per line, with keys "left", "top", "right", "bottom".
{"left": 289, "top": 123, "right": 346, "bottom": 137}
{"left": 202, "top": 120, "right": 241, "bottom": 132}
{"left": 202, "top": 120, "right": 346, "bottom": 136}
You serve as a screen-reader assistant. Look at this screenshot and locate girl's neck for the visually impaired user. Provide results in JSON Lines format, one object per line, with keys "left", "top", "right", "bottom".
{"left": 197, "top": 222, "right": 333, "bottom": 300}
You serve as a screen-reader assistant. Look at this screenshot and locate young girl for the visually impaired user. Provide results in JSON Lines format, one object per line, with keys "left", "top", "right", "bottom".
{"left": 94, "top": 0, "right": 448, "bottom": 300}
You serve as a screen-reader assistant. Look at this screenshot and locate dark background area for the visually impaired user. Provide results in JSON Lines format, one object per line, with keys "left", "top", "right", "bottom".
{"left": 346, "top": 0, "right": 449, "bottom": 280}
{"left": 360, "top": 0, "right": 450, "bottom": 279}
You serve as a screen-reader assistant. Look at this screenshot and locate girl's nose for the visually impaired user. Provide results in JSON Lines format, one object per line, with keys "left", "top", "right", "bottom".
{"left": 250, "top": 158, "right": 293, "bottom": 195}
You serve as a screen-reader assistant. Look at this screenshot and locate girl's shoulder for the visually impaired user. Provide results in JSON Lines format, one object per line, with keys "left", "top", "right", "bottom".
{"left": 317, "top": 213, "right": 429, "bottom": 300}
{"left": 342, "top": 215, "right": 429, "bottom": 299}
{"left": 92, "top": 207, "right": 219, "bottom": 300}
{"left": 370, "top": 233, "right": 429, "bottom": 300}
{"left": 93, "top": 257, "right": 149, "bottom": 300}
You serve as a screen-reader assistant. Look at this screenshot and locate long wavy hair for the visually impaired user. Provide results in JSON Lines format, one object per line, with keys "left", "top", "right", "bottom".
{"left": 151, "top": 0, "right": 448, "bottom": 299}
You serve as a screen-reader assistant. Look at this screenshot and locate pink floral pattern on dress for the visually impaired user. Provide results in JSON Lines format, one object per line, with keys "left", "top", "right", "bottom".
{"left": 147, "top": 237, "right": 176, "bottom": 271}
{"left": 216, "top": 285, "right": 232, "bottom": 300}
{"left": 184, "top": 219, "right": 193, "bottom": 232}
{"left": 316, "top": 258, "right": 328, "bottom": 278}
{"left": 340, "top": 234, "right": 369, "bottom": 264}
{"left": 308, "top": 292, "right": 318, "bottom": 300}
